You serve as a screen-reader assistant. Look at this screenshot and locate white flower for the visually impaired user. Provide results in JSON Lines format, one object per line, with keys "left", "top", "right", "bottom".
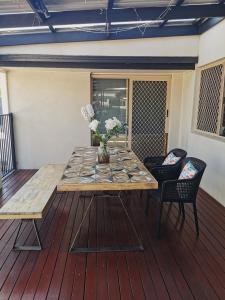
{"left": 86, "top": 104, "right": 95, "bottom": 119}
{"left": 81, "top": 106, "right": 89, "bottom": 121}
{"left": 105, "top": 118, "right": 116, "bottom": 131}
{"left": 105, "top": 117, "right": 121, "bottom": 131}
{"left": 112, "top": 117, "right": 121, "bottom": 127}
{"left": 89, "top": 119, "right": 99, "bottom": 132}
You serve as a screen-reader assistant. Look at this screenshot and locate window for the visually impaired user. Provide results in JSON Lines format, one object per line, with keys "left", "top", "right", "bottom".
{"left": 91, "top": 78, "right": 128, "bottom": 145}
{"left": 195, "top": 61, "right": 225, "bottom": 138}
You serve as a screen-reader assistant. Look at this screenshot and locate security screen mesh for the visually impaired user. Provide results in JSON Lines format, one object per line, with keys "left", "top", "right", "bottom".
{"left": 197, "top": 64, "right": 224, "bottom": 134}
{"left": 131, "top": 80, "right": 167, "bottom": 161}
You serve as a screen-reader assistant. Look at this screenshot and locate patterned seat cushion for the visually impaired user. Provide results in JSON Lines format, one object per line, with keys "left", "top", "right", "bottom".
{"left": 179, "top": 161, "right": 198, "bottom": 179}
{"left": 162, "top": 152, "right": 181, "bottom": 165}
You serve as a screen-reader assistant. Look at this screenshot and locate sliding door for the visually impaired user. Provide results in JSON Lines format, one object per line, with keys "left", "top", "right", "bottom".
{"left": 130, "top": 78, "right": 169, "bottom": 161}
{"left": 92, "top": 78, "right": 129, "bottom": 146}
{"left": 91, "top": 75, "right": 170, "bottom": 159}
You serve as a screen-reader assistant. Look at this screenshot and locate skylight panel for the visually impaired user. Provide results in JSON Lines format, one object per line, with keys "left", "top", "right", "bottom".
{"left": 0, "top": 0, "right": 32, "bottom": 14}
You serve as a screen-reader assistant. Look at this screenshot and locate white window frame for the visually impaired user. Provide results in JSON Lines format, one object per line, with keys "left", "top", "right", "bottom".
{"left": 193, "top": 58, "right": 225, "bottom": 142}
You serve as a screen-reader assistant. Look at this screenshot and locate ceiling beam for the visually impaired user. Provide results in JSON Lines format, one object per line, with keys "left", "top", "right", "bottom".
{"left": 0, "top": 4, "right": 225, "bottom": 29}
{"left": 160, "top": 0, "right": 186, "bottom": 27}
{"left": 106, "top": 0, "right": 115, "bottom": 36}
{"left": 193, "top": 17, "right": 207, "bottom": 27}
{"left": 26, "top": 0, "right": 56, "bottom": 32}
{"left": 0, "top": 25, "right": 198, "bottom": 47}
{"left": 198, "top": 17, "right": 224, "bottom": 34}
{"left": 0, "top": 54, "right": 198, "bottom": 70}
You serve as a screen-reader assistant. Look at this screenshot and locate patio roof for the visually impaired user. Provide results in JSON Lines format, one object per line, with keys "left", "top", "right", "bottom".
{"left": 0, "top": 0, "right": 225, "bottom": 46}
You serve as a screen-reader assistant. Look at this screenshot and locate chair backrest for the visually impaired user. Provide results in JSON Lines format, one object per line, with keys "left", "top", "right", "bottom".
{"left": 181, "top": 157, "right": 206, "bottom": 180}
{"left": 167, "top": 148, "right": 187, "bottom": 161}
{"left": 178, "top": 157, "right": 207, "bottom": 201}
{"left": 163, "top": 148, "right": 187, "bottom": 179}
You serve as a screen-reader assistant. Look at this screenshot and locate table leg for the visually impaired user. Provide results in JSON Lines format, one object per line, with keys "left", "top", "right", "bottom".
{"left": 69, "top": 192, "right": 144, "bottom": 253}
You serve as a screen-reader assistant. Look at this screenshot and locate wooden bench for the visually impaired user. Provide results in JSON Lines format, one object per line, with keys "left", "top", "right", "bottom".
{"left": 0, "top": 164, "right": 65, "bottom": 251}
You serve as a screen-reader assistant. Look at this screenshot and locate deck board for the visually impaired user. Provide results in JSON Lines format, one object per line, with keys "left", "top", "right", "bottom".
{"left": 0, "top": 170, "right": 224, "bottom": 299}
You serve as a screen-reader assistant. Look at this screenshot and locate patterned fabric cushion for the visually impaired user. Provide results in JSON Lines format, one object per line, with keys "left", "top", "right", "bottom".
{"left": 162, "top": 152, "right": 181, "bottom": 165}
{"left": 179, "top": 161, "right": 198, "bottom": 179}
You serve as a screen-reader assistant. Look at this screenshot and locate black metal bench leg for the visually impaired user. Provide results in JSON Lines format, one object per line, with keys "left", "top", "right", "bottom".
{"left": 193, "top": 203, "right": 199, "bottom": 236}
{"left": 157, "top": 202, "right": 163, "bottom": 239}
{"left": 13, "top": 219, "right": 43, "bottom": 251}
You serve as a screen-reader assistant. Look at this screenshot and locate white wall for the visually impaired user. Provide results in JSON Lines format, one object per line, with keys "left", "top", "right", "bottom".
{"left": 168, "top": 73, "right": 183, "bottom": 150}
{"left": 7, "top": 69, "right": 91, "bottom": 169}
{"left": 0, "top": 71, "right": 9, "bottom": 113}
{"left": 198, "top": 20, "right": 225, "bottom": 66}
{"left": 178, "top": 20, "right": 225, "bottom": 206}
{"left": 7, "top": 67, "right": 183, "bottom": 169}
{"left": 0, "top": 35, "right": 199, "bottom": 57}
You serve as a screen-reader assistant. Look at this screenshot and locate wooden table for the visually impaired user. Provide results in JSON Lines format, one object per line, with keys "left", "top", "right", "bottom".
{"left": 57, "top": 146, "right": 158, "bottom": 253}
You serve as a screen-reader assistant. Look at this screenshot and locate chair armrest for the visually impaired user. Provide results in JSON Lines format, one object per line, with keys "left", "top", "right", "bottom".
{"left": 161, "top": 179, "right": 197, "bottom": 202}
{"left": 150, "top": 164, "right": 181, "bottom": 183}
{"left": 144, "top": 156, "right": 165, "bottom": 169}
{"left": 161, "top": 179, "right": 180, "bottom": 201}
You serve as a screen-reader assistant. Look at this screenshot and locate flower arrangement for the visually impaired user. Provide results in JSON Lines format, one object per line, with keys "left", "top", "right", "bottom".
{"left": 81, "top": 104, "right": 126, "bottom": 163}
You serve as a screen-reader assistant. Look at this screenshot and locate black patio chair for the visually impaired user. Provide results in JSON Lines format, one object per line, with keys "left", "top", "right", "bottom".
{"left": 144, "top": 148, "right": 187, "bottom": 184}
{"left": 145, "top": 157, "right": 206, "bottom": 238}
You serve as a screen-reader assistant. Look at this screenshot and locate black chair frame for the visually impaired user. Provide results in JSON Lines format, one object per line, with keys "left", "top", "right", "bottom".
{"left": 145, "top": 157, "right": 206, "bottom": 238}
{"left": 144, "top": 148, "right": 187, "bottom": 184}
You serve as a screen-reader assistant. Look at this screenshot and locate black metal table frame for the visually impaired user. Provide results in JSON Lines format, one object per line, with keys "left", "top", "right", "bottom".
{"left": 69, "top": 191, "right": 144, "bottom": 253}
{"left": 13, "top": 219, "right": 43, "bottom": 251}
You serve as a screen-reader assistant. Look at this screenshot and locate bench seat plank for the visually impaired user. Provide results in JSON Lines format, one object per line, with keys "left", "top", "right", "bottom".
{"left": 0, "top": 164, "right": 65, "bottom": 219}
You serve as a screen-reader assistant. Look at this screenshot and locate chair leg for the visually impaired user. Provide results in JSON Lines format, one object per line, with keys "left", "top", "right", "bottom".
{"left": 157, "top": 202, "right": 163, "bottom": 239}
{"left": 178, "top": 202, "right": 182, "bottom": 214}
{"left": 145, "top": 197, "right": 150, "bottom": 216}
{"left": 193, "top": 203, "right": 199, "bottom": 236}
{"left": 181, "top": 203, "right": 185, "bottom": 219}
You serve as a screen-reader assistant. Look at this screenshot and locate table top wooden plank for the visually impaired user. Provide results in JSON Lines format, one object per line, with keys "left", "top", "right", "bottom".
{"left": 0, "top": 164, "right": 65, "bottom": 219}
{"left": 57, "top": 147, "right": 158, "bottom": 192}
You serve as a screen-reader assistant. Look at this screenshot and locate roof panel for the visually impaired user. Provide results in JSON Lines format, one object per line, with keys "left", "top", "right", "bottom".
{"left": 166, "top": 18, "right": 196, "bottom": 26}
{"left": 0, "top": 0, "right": 221, "bottom": 15}
{"left": 0, "top": 0, "right": 223, "bottom": 45}
{"left": 0, "top": 26, "right": 49, "bottom": 36}
{"left": 183, "top": 0, "right": 218, "bottom": 4}
{"left": 115, "top": 0, "right": 171, "bottom": 8}
{"left": 115, "top": 0, "right": 219, "bottom": 8}
{"left": 45, "top": 0, "right": 107, "bottom": 12}
{"left": 0, "top": 0, "right": 32, "bottom": 14}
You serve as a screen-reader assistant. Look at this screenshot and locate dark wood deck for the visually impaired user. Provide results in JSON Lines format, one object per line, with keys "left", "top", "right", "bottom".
{"left": 0, "top": 170, "right": 225, "bottom": 300}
